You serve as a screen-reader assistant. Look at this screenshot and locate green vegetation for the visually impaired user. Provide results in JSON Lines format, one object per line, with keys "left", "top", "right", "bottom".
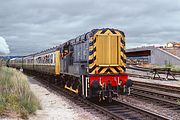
{"left": 0, "top": 67, "right": 40, "bottom": 119}
{"left": 171, "top": 66, "right": 180, "bottom": 72}
{"left": 0, "top": 60, "right": 7, "bottom": 67}
{"left": 144, "top": 64, "right": 180, "bottom": 72}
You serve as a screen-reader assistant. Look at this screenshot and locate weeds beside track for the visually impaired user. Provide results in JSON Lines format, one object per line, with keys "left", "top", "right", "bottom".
{"left": 0, "top": 67, "right": 40, "bottom": 119}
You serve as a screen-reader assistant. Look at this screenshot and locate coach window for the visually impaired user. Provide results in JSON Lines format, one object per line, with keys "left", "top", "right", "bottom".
{"left": 40, "top": 57, "right": 42, "bottom": 63}
{"left": 49, "top": 55, "right": 51, "bottom": 63}
{"left": 43, "top": 56, "right": 44, "bottom": 63}
{"left": 48, "top": 55, "right": 50, "bottom": 63}
{"left": 46, "top": 56, "right": 48, "bottom": 63}
{"left": 47, "top": 55, "right": 50, "bottom": 64}
{"left": 45, "top": 56, "right": 47, "bottom": 63}
{"left": 50, "top": 54, "right": 53, "bottom": 63}
{"left": 41, "top": 57, "right": 43, "bottom": 63}
{"left": 54, "top": 54, "right": 56, "bottom": 63}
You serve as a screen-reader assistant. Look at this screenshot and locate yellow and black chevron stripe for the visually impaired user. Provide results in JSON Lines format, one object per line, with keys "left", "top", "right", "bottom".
{"left": 89, "top": 28, "right": 126, "bottom": 75}
{"left": 115, "top": 30, "right": 126, "bottom": 72}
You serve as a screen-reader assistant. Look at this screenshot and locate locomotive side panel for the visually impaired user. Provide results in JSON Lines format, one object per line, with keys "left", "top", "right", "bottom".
{"left": 60, "top": 36, "right": 89, "bottom": 75}
{"left": 69, "top": 40, "right": 89, "bottom": 75}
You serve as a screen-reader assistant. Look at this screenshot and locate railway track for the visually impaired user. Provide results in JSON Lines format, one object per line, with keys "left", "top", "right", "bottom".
{"left": 28, "top": 73, "right": 171, "bottom": 120}
{"left": 127, "top": 65, "right": 180, "bottom": 80}
{"left": 100, "top": 100, "right": 170, "bottom": 120}
{"left": 133, "top": 81, "right": 180, "bottom": 94}
{"left": 127, "top": 65, "right": 180, "bottom": 75}
{"left": 128, "top": 73, "right": 153, "bottom": 79}
{"left": 131, "top": 81, "right": 180, "bottom": 112}
{"left": 128, "top": 73, "right": 179, "bottom": 81}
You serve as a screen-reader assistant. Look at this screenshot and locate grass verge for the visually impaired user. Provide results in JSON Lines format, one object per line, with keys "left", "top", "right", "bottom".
{"left": 0, "top": 67, "right": 41, "bottom": 119}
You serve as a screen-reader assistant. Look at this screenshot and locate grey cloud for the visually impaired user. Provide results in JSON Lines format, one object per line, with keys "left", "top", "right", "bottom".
{"left": 0, "top": 0, "right": 180, "bottom": 55}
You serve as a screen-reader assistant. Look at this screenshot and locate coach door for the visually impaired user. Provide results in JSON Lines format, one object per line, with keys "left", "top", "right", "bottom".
{"left": 55, "top": 50, "right": 60, "bottom": 75}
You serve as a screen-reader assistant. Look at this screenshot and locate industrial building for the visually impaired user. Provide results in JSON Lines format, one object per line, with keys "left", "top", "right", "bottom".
{"left": 126, "top": 46, "right": 180, "bottom": 65}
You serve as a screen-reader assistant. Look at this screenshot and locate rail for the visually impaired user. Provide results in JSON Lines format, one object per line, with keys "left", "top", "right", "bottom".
{"left": 130, "top": 81, "right": 180, "bottom": 112}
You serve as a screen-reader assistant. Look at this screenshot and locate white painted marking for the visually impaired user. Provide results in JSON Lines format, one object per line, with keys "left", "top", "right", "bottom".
{"left": 82, "top": 75, "right": 84, "bottom": 96}
{"left": 85, "top": 77, "right": 88, "bottom": 97}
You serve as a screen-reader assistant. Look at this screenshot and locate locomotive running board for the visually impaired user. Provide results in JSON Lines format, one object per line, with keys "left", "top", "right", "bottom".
{"left": 64, "top": 85, "right": 79, "bottom": 94}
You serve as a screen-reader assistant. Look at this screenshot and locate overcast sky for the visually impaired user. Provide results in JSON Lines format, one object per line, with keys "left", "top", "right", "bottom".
{"left": 0, "top": 0, "right": 180, "bottom": 55}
